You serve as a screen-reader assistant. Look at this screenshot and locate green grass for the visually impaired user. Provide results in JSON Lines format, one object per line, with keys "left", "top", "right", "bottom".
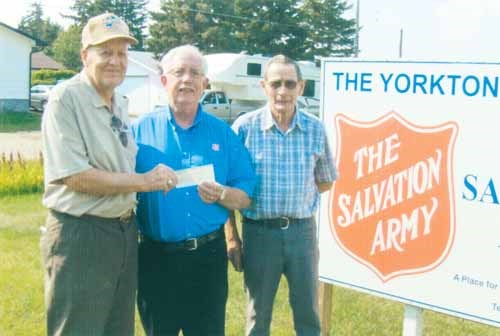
{"left": 0, "top": 194, "right": 499, "bottom": 335}
{"left": 0, "top": 111, "right": 42, "bottom": 133}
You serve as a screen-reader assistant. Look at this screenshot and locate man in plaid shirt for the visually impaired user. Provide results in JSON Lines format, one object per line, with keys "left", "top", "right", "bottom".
{"left": 232, "top": 55, "right": 337, "bottom": 336}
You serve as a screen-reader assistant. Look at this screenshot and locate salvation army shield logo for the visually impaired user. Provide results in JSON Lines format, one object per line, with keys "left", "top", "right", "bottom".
{"left": 329, "top": 112, "right": 458, "bottom": 282}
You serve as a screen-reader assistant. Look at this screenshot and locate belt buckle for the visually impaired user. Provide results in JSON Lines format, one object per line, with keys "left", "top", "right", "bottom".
{"left": 186, "top": 238, "right": 198, "bottom": 251}
{"left": 279, "top": 217, "right": 290, "bottom": 230}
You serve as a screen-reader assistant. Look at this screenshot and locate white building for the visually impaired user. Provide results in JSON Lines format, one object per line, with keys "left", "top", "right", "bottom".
{"left": 117, "top": 51, "right": 167, "bottom": 116}
{"left": 0, "top": 22, "right": 36, "bottom": 112}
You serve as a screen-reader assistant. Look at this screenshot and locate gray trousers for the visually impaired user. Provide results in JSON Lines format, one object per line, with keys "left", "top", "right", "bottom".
{"left": 243, "top": 218, "right": 320, "bottom": 336}
{"left": 40, "top": 210, "right": 138, "bottom": 336}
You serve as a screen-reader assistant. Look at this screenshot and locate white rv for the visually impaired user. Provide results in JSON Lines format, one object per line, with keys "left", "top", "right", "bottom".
{"left": 202, "top": 53, "right": 320, "bottom": 122}
{"left": 117, "top": 52, "right": 320, "bottom": 121}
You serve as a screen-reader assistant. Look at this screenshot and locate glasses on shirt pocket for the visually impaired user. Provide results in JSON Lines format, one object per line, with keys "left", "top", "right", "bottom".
{"left": 110, "top": 115, "right": 129, "bottom": 147}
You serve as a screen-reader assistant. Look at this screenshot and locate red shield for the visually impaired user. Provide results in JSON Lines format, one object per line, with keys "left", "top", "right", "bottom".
{"left": 329, "top": 112, "right": 458, "bottom": 282}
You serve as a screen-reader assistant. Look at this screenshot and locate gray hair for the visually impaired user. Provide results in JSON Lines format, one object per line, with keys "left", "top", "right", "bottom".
{"left": 263, "top": 54, "right": 303, "bottom": 81}
{"left": 160, "top": 45, "right": 207, "bottom": 75}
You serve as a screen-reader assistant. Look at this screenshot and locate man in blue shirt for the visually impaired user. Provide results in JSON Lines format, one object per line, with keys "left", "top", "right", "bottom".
{"left": 232, "top": 55, "right": 337, "bottom": 336}
{"left": 132, "top": 45, "right": 256, "bottom": 336}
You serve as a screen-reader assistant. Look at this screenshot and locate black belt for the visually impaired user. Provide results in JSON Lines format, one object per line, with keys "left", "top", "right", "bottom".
{"left": 244, "top": 217, "right": 313, "bottom": 230}
{"left": 140, "top": 227, "right": 224, "bottom": 252}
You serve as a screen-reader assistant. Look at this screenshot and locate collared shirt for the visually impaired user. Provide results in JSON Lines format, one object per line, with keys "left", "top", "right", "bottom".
{"left": 131, "top": 105, "right": 256, "bottom": 242}
{"left": 232, "top": 105, "right": 337, "bottom": 219}
{"left": 42, "top": 72, "right": 138, "bottom": 218}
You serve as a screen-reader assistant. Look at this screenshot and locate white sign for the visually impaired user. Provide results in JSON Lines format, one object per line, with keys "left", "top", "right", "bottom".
{"left": 318, "top": 59, "right": 500, "bottom": 327}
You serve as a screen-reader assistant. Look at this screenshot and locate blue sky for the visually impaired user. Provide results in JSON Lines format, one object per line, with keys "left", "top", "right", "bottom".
{"left": 2, "top": 0, "right": 500, "bottom": 62}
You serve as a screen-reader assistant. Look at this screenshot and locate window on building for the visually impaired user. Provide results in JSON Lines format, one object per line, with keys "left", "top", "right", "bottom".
{"left": 247, "top": 63, "right": 262, "bottom": 76}
{"left": 303, "top": 80, "right": 315, "bottom": 97}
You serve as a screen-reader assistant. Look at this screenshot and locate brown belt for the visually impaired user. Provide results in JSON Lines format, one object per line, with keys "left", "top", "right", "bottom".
{"left": 140, "top": 226, "right": 224, "bottom": 252}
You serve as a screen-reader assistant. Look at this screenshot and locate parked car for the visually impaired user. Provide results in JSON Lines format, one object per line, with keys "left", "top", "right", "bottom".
{"left": 297, "top": 96, "right": 320, "bottom": 117}
{"left": 30, "top": 84, "right": 54, "bottom": 112}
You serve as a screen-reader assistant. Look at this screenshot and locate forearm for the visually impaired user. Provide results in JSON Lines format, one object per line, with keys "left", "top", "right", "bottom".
{"left": 63, "top": 168, "right": 147, "bottom": 196}
{"left": 218, "top": 187, "right": 251, "bottom": 210}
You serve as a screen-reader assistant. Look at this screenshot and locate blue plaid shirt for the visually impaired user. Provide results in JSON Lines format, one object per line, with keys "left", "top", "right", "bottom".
{"left": 232, "top": 105, "right": 337, "bottom": 219}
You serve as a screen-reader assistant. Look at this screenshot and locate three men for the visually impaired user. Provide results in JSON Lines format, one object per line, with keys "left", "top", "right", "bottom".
{"left": 132, "top": 45, "right": 256, "bottom": 336}
{"left": 232, "top": 55, "right": 337, "bottom": 336}
{"left": 41, "top": 13, "right": 176, "bottom": 335}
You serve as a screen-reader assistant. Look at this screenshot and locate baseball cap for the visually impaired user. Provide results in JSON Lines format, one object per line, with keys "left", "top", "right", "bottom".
{"left": 81, "top": 12, "right": 138, "bottom": 49}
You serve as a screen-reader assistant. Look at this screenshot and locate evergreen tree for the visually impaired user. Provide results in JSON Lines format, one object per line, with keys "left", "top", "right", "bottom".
{"left": 65, "top": 0, "right": 148, "bottom": 50}
{"left": 18, "top": 2, "right": 62, "bottom": 53}
{"left": 147, "top": 0, "right": 356, "bottom": 60}
{"left": 300, "top": 0, "right": 357, "bottom": 59}
{"left": 147, "top": 0, "right": 238, "bottom": 56}
{"left": 233, "top": 0, "right": 307, "bottom": 59}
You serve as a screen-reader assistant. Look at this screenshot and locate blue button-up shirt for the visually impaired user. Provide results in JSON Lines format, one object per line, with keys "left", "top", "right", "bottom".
{"left": 132, "top": 105, "right": 256, "bottom": 242}
{"left": 232, "top": 105, "right": 337, "bottom": 219}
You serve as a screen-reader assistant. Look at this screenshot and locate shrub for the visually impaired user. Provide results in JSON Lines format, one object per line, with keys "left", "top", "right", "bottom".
{"left": 31, "top": 69, "right": 76, "bottom": 86}
{"left": 0, "top": 152, "right": 44, "bottom": 196}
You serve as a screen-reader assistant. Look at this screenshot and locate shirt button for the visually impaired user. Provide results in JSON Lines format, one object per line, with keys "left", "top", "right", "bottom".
{"left": 187, "top": 213, "right": 191, "bottom": 217}
{"left": 186, "top": 191, "right": 190, "bottom": 196}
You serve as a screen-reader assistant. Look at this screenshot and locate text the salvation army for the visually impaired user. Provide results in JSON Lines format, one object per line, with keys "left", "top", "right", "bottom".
{"left": 336, "top": 133, "right": 441, "bottom": 255}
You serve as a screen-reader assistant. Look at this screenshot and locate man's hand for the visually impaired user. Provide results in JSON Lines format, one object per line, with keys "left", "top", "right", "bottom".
{"left": 143, "top": 164, "right": 178, "bottom": 194}
{"left": 225, "top": 211, "right": 243, "bottom": 272}
{"left": 227, "top": 237, "right": 243, "bottom": 272}
{"left": 198, "top": 181, "right": 224, "bottom": 203}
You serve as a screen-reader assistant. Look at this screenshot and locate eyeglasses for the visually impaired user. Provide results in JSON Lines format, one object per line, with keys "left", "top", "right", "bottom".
{"left": 110, "top": 115, "right": 129, "bottom": 147}
{"left": 167, "top": 68, "right": 203, "bottom": 79}
{"left": 267, "top": 80, "right": 298, "bottom": 90}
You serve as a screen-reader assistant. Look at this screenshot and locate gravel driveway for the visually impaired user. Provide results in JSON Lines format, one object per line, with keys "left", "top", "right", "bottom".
{"left": 0, "top": 131, "right": 42, "bottom": 160}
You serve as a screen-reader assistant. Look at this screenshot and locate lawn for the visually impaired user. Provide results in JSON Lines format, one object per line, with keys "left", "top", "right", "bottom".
{"left": 0, "top": 111, "right": 42, "bottom": 133}
{"left": 0, "top": 194, "right": 499, "bottom": 335}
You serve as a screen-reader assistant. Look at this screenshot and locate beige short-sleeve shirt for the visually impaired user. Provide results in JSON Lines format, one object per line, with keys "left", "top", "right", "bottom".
{"left": 42, "top": 72, "right": 138, "bottom": 218}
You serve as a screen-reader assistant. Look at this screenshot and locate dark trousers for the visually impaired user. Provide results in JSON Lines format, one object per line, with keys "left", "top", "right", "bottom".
{"left": 40, "top": 210, "right": 138, "bottom": 336}
{"left": 137, "top": 231, "right": 228, "bottom": 336}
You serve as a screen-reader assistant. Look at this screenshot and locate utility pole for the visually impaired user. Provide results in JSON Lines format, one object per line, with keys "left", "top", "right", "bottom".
{"left": 399, "top": 28, "right": 404, "bottom": 58}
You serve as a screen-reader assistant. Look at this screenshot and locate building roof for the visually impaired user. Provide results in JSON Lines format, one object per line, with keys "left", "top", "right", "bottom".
{"left": 0, "top": 21, "right": 37, "bottom": 44}
{"left": 129, "top": 51, "right": 161, "bottom": 74}
{"left": 31, "top": 51, "right": 65, "bottom": 70}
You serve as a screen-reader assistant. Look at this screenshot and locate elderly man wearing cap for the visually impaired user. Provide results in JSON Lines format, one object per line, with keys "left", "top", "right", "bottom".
{"left": 40, "top": 13, "right": 178, "bottom": 335}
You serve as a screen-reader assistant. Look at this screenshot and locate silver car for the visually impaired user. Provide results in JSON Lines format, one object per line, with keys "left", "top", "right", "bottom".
{"left": 297, "top": 96, "right": 320, "bottom": 117}
{"left": 30, "top": 85, "right": 54, "bottom": 112}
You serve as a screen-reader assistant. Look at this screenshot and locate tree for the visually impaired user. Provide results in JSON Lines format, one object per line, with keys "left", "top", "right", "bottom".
{"left": 52, "top": 25, "right": 83, "bottom": 71}
{"left": 18, "top": 2, "right": 62, "bottom": 53}
{"left": 233, "top": 0, "right": 307, "bottom": 59}
{"left": 147, "top": 0, "right": 356, "bottom": 60}
{"left": 147, "top": 0, "right": 238, "bottom": 56}
{"left": 65, "top": 0, "right": 148, "bottom": 50}
{"left": 300, "top": 0, "right": 357, "bottom": 60}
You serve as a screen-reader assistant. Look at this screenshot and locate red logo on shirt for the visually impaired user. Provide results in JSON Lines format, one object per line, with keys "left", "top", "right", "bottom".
{"left": 329, "top": 112, "right": 458, "bottom": 282}
{"left": 212, "top": 143, "right": 220, "bottom": 151}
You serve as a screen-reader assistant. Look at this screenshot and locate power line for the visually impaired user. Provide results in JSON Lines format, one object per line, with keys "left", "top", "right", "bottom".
{"left": 154, "top": 4, "right": 306, "bottom": 30}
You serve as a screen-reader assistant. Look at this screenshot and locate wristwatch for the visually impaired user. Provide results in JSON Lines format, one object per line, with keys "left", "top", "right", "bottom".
{"left": 219, "top": 186, "right": 227, "bottom": 201}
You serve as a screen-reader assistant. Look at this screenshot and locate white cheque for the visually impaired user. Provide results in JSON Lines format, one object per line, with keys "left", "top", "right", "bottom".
{"left": 175, "top": 164, "right": 215, "bottom": 188}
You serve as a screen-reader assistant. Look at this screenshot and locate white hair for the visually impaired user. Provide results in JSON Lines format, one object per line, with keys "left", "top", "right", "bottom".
{"left": 160, "top": 44, "right": 207, "bottom": 75}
